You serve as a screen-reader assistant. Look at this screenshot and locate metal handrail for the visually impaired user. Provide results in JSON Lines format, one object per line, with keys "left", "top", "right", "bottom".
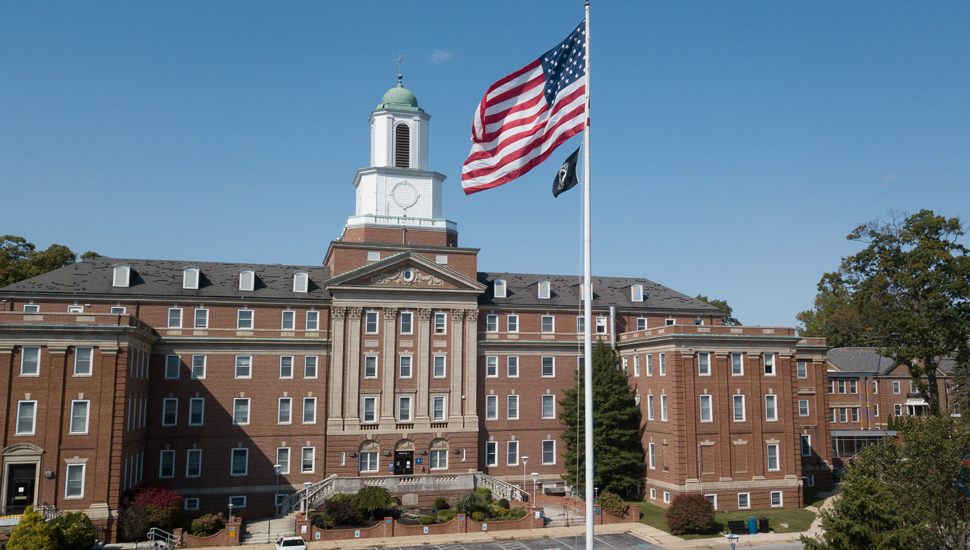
{"left": 147, "top": 527, "right": 178, "bottom": 548}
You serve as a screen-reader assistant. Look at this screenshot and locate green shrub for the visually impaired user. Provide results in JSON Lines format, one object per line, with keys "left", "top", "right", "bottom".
{"left": 433, "top": 497, "right": 450, "bottom": 511}
{"left": 325, "top": 494, "right": 362, "bottom": 526}
{"left": 510, "top": 507, "right": 527, "bottom": 519}
{"left": 455, "top": 491, "right": 490, "bottom": 516}
{"left": 497, "top": 498, "right": 510, "bottom": 509}
{"left": 596, "top": 491, "right": 629, "bottom": 518}
{"left": 419, "top": 515, "right": 436, "bottom": 525}
{"left": 436, "top": 508, "right": 457, "bottom": 523}
{"left": 354, "top": 486, "right": 393, "bottom": 519}
{"left": 308, "top": 510, "right": 333, "bottom": 530}
{"left": 189, "top": 513, "right": 226, "bottom": 537}
{"left": 474, "top": 487, "right": 493, "bottom": 500}
{"left": 49, "top": 511, "right": 96, "bottom": 550}
{"left": 471, "top": 511, "right": 487, "bottom": 522}
{"left": 7, "top": 506, "right": 53, "bottom": 550}
{"left": 489, "top": 504, "right": 509, "bottom": 518}
{"left": 665, "top": 494, "right": 716, "bottom": 535}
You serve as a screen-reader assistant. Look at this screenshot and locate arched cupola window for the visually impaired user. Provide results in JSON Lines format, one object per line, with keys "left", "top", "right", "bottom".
{"left": 394, "top": 123, "right": 411, "bottom": 168}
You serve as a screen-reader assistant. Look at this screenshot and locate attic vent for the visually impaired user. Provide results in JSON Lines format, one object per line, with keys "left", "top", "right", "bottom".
{"left": 183, "top": 267, "right": 200, "bottom": 290}
{"left": 293, "top": 272, "right": 309, "bottom": 293}
{"left": 239, "top": 270, "right": 255, "bottom": 292}
{"left": 394, "top": 123, "right": 411, "bottom": 168}
{"left": 112, "top": 265, "right": 130, "bottom": 288}
{"left": 494, "top": 279, "right": 507, "bottom": 298}
{"left": 538, "top": 281, "right": 551, "bottom": 300}
{"left": 631, "top": 284, "right": 644, "bottom": 302}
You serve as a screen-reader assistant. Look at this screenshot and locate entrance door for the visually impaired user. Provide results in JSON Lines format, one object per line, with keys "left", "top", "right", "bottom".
{"left": 5, "top": 464, "right": 36, "bottom": 514}
{"left": 393, "top": 451, "right": 414, "bottom": 475}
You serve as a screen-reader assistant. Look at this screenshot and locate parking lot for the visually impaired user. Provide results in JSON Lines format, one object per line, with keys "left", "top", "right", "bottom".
{"left": 377, "top": 532, "right": 660, "bottom": 550}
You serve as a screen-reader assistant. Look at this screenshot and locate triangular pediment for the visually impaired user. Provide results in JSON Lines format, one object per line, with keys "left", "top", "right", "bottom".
{"left": 326, "top": 252, "right": 486, "bottom": 294}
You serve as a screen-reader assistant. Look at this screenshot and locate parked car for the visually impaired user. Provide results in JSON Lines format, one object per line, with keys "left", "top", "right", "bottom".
{"left": 276, "top": 536, "right": 308, "bottom": 550}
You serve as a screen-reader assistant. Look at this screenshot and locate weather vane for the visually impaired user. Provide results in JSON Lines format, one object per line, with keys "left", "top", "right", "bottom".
{"left": 396, "top": 54, "right": 405, "bottom": 85}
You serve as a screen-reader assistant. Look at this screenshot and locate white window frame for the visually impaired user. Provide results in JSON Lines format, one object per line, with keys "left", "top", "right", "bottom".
{"left": 660, "top": 394, "right": 668, "bottom": 421}
{"left": 188, "top": 397, "right": 205, "bottom": 426}
{"left": 507, "top": 314, "right": 519, "bottom": 333}
{"left": 733, "top": 394, "right": 746, "bottom": 422}
{"left": 281, "top": 310, "right": 295, "bottom": 330}
{"left": 663, "top": 491, "right": 671, "bottom": 504}
{"left": 23, "top": 304, "right": 40, "bottom": 313}
{"left": 648, "top": 442, "right": 656, "bottom": 469}
{"left": 364, "top": 355, "right": 378, "bottom": 379}
{"left": 665, "top": 317, "right": 676, "bottom": 327}
{"left": 698, "top": 352, "right": 711, "bottom": 376}
{"left": 731, "top": 353, "right": 744, "bottom": 376}
{"left": 542, "top": 439, "right": 556, "bottom": 465}
{"left": 20, "top": 346, "right": 40, "bottom": 376}
{"left": 633, "top": 355, "right": 641, "bottom": 377}
{"left": 646, "top": 354, "right": 653, "bottom": 376}
{"left": 279, "top": 356, "right": 294, "bottom": 379}
{"left": 494, "top": 279, "right": 507, "bottom": 298}
{"left": 538, "top": 280, "right": 551, "bottom": 299}
{"left": 400, "top": 311, "right": 413, "bottom": 335}
{"left": 228, "top": 495, "right": 247, "bottom": 508}
{"left": 399, "top": 355, "right": 413, "bottom": 379}
{"left": 649, "top": 488, "right": 657, "bottom": 500}
{"left": 65, "top": 463, "right": 85, "bottom": 499}
{"left": 236, "top": 309, "right": 254, "bottom": 330}
{"left": 541, "top": 315, "right": 555, "bottom": 333}
{"left": 576, "top": 315, "right": 585, "bottom": 335}
{"left": 486, "top": 356, "right": 498, "bottom": 378}
{"left": 304, "top": 356, "right": 318, "bottom": 379}
{"left": 364, "top": 310, "right": 379, "bottom": 334}
{"left": 764, "top": 353, "right": 776, "bottom": 376}
{"left": 765, "top": 394, "right": 778, "bottom": 421}
{"left": 873, "top": 403, "right": 880, "bottom": 417}
{"left": 486, "top": 314, "right": 498, "bottom": 333}
{"left": 235, "top": 355, "right": 252, "bottom": 379}
{"left": 292, "top": 272, "right": 309, "bottom": 293}
{"left": 185, "top": 448, "right": 203, "bottom": 478}
{"left": 233, "top": 398, "right": 250, "bottom": 425}
{"left": 705, "top": 494, "right": 718, "bottom": 511}
{"left": 659, "top": 353, "right": 667, "bottom": 376}
{"left": 738, "top": 492, "right": 751, "bottom": 510}
{"left": 67, "top": 304, "right": 84, "bottom": 314}
{"left": 276, "top": 447, "right": 291, "bottom": 474}
{"left": 239, "top": 270, "right": 255, "bottom": 291}
{"left": 507, "top": 440, "right": 519, "bottom": 466}
{"left": 194, "top": 308, "right": 208, "bottom": 329}
{"left": 433, "top": 355, "right": 447, "bottom": 378}
{"left": 167, "top": 307, "right": 183, "bottom": 329}
{"left": 507, "top": 394, "right": 519, "bottom": 420}
{"left": 303, "top": 397, "right": 317, "bottom": 424}
{"left": 431, "top": 395, "right": 447, "bottom": 421}
{"left": 159, "top": 450, "right": 176, "bottom": 479}
{"left": 112, "top": 265, "right": 130, "bottom": 287}
{"left": 161, "top": 398, "right": 178, "bottom": 427}
{"left": 110, "top": 306, "right": 127, "bottom": 314}
{"left": 541, "top": 394, "right": 556, "bottom": 419}
{"left": 507, "top": 356, "right": 519, "bottom": 378}
{"left": 770, "top": 490, "right": 783, "bottom": 507}
{"left": 796, "top": 361, "right": 808, "bottom": 379}
{"left": 647, "top": 394, "right": 655, "bottom": 421}
{"left": 397, "top": 395, "right": 413, "bottom": 422}
{"left": 801, "top": 434, "right": 812, "bottom": 457}
{"left": 767, "top": 443, "right": 780, "bottom": 471}
{"left": 362, "top": 396, "right": 378, "bottom": 423}
{"left": 798, "top": 399, "right": 810, "bottom": 417}
{"left": 69, "top": 400, "right": 90, "bottom": 435}
{"left": 73, "top": 347, "right": 93, "bottom": 376}
{"left": 541, "top": 356, "right": 555, "bottom": 378}
{"left": 485, "top": 395, "right": 498, "bottom": 420}
{"left": 190, "top": 354, "right": 206, "bottom": 380}
{"left": 230, "top": 448, "right": 249, "bottom": 476}
{"left": 184, "top": 498, "right": 200, "bottom": 511}
{"left": 636, "top": 317, "right": 647, "bottom": 331}
{"left": 430, "top": 448, "right": 448, "bottom": 470}
{"left": 595, "top": 316, "right": 608, "bottom": 334}
{"left": 183, "top": 268, "right": 200, "bottom": 290}
{"left": 699, "top": 394, "right": 713, "bottom": 422}
{"left": 359, "top": 451, "right": 379, "bottom": 473}
{"left": 485, "top": 441, "right": 498, "bottom": 467}
{"left": 433, "top": 312, "right": 447, "bottom": 334}
{"left": 301, "top": 446, "right": 315, "bottom": 474}
{"left": 631, "top": 284, "right": 644, "bottom": 302}
{"left": 278, "top": 397, "right": 292, "bottom": 424}
{"left": 306, "top": 310, "right": 319, "bottom": 331}
{"left": 893, "top": 380, "right": 901, "bottom": 394}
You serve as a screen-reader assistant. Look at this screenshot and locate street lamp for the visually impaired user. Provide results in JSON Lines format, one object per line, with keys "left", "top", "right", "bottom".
{"left": 530, "top": 472, "right": 540, "bottom": 510}
{"left": 273, "top": 463, "right": 282, "bottom": 540}
{"left": 228, "top": 502, "right": 234, "bottom": 522}
{"left": 521, "top": 456, "right": 529, "bottom": 503}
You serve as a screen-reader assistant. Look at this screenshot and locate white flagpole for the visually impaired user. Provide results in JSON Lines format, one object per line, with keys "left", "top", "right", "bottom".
{"left": 582, "top": 1, "right": 594, "bottom": 549}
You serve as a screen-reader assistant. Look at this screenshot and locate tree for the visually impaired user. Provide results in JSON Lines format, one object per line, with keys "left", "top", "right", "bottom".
{"left": 813, "top": 211, "right": 970, "bottom": 414}
{"left": 795, "top": 286, "right": 875, "bottom": 347}
{"left": 353, "top": 486, "right": 393, "bottom": 519}
{"left": 694, "top": 295, "right": 741, "bottom": 326}
{"left": 7, "top": 505, "right": 54, "bottom": 550}
{"left": 561, "top": 340, "right": 645, "bottom": 499}
{"left": 665, "top": 494, "right": 715, "bottom": 535}
{"left": 802, "top": 416, "right": 970, "bottom": 550}
{"left": 49, "top": 512, "right": 97, "bottom": 550}
{"left": 0, "top": 235, "right": 95, "bottom": 288}
{"left": 119, "top": 486, "right": 184, "bottom": 541}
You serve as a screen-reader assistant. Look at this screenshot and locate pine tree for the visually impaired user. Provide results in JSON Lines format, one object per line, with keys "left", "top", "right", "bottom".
{"left": 561, "top": 340, "right": 645, "bottom": 499}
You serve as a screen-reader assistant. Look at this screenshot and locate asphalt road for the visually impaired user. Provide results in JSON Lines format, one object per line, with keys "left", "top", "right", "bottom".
{"left": 377, "top": 532, "right": 661, "bottom": 550}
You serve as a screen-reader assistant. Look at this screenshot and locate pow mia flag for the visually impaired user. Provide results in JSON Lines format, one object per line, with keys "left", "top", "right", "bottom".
{"left": 552, "top": 147, "right": 581, "bottom": 197}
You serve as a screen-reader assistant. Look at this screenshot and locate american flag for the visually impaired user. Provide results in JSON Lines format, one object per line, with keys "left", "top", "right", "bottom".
{"left": 461, "top": 21, "right": 587, "bottom": 195}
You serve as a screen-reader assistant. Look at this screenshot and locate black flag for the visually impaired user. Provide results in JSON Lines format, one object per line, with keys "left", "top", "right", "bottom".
{"left": 552, "top": 147, "right": 580, "bottom": 197}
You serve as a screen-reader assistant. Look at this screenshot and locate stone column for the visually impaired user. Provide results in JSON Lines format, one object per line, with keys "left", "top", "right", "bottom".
{"left": 416, "top": 309, "right": 432, "bottom": 422}
{"left": 345, "top": 308, "right": 363, "bottom": 424}
{"left": 464, "top": 310, "right": 479, "bottom": 427}
{"left": 327, "top": 307, "right": 347, "bottom": 428}
{"left": 382, "top": 309, "right": 405, "bottom": 424}
{"left": 449, "top": 310, "right": 465, "bottom": 422}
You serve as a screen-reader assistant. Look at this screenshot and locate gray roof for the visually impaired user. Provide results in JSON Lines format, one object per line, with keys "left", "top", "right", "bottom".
{"left": 477, "top": 272, "right": 722, "bottom": 313}
{"left": 828, "top": 347, "right": 958, "bottom": 376}
{"left": 0, "top": 258, "right": 332, "bottom": 302}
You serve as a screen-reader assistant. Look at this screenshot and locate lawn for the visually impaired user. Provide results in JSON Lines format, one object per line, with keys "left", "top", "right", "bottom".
{"left": 631, "top": 501, "right": 817, "bottom": 540}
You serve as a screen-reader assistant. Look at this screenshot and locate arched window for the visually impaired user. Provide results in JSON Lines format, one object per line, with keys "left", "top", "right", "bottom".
{"left": 394, "top": 123, "right": 411, "bottom": 168}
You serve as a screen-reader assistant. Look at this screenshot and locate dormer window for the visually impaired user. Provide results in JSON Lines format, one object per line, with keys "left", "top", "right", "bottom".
{"left": 112, "top": 265, "right": 130, "bottom": 288}
{"left": 394, "top": 123, "right": 411, "bottom": 168}
{"left": 631, "top": 284, "right": 644, "bottom": 302}
{"left": 183, "top": 267, "right": 200, "bottom": 290}
{"left": 239, "top": 270, "right": 255, "bottom": 292}
{"left": 538, "top": 281, "right": 551, "bottom": 300}
{"left": 293, "top": 272, "right": 309, "bottom": 293}
{"left": 494, "top": 279, "right": 507, "bottom": 298}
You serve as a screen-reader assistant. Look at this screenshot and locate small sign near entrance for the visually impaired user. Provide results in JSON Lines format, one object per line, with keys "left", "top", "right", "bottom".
{"left": 415, "top": 458, "right": 422, "bottom": 465}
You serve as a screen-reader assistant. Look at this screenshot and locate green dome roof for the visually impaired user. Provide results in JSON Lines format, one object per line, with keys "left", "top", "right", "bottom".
{"left": 377, "top": 83, "right": 421, "bottom": 112}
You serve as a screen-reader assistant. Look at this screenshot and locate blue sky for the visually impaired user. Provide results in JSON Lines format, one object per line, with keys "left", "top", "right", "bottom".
{"left": 2, "top": 1, "right": 968, "bottom": 327}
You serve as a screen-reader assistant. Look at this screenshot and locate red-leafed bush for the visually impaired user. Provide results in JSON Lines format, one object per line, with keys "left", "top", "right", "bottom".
{"left": 665, "top": 494, "right": 715, "bottom": 535}
{"left": 120, "top": 487, "right": 184, "bottom": 541}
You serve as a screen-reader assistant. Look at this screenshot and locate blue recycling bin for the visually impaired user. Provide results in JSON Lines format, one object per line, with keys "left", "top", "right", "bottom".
{"left": 747, "top": 516, "right": 758, "bottom": 534}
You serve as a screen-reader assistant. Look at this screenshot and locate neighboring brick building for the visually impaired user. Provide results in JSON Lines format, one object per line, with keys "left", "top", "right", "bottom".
{"left": 0, "top": 81, "right": 831, "bottom": 538}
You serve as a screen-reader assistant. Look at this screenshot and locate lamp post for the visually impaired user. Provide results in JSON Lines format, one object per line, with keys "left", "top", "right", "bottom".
{"left": 530, "top": 472, "right": 539, "bottom": 510}
{"left": 521, "top": 456, "right": 528, "bottom": 503}
{"left": 273, "top": 463, "right": 282, "bottom": 540}
{"left": 228, "top": 503, "right": 234, "bottom": 522}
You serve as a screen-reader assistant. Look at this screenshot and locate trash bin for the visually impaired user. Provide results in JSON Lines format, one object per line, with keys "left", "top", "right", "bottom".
{"left": 747, "top": 516, "right": 758, "bottom": 535}
{"left": 758, "top": 516, "right": 769, "bottom": 533}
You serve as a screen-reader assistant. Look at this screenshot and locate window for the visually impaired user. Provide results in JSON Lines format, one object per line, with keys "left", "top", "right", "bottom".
{"left": 485, "top": 441, "right": 498, "bottom": 467}
{"left": 434, "top": 312, "right": 447, "bottom": 334}
{"left": 280, "top": 356, "right": 294, "bottom": 379}
{"left": 112, "top": 265, "right": 130, "bottom": 287}
{"left": 233, "top": 398, "right": 250, "bottom": 425}
{"left": 278, "top": 397, "right": 292, "bottom": 424}
{"left": 764, "top": 353, "right": 776, "bottom": 375}
{"left": 796, "top": 361, "right": 808, "bottom": 379}
{"left": 235, "top": 356, "right": 252, "bottom": 379}
{"left": 738, "top": 493, "right": 750, "bottom": 510}
{"left": 661, "top": 395, "right": 668, "bottom": 421}
{"left": 435, "top": 254, "right": 448, "bottom": 264}
{"left": 542, "top": 394, "right": 556, "bottom": 419}
{"left": 636, "top": 317, "right": 647, "bottom": 331}
{"left": 364, "top": 355, "right": 378, "bottom": 378}
{"left": 507, "top": 440, "right": 519, "bottom": 465}
{"left": 893, "top": 380, "right": 901, "bottom": 394}
{"left": 486, "top": 356, "right": 498, "bottom": 377}
{"left": 162, "top": 398, "right": 178, "bottom": 427}
{"left": 159, "top": 450, "right": 176, "bottom": 478}
{"left": 362, "top": 397, "right": 378, "bottom": 423}
{"left": 167, "top": 307, "right": 182, "bottom": 329}
{"left": 894, "top": 403, "right": 903, "bottom": 416}
{"left": 507, "top": 356, "right": 519, "bottom": 378}
{"left": 184, "top": 498, "right": 200, "bottom": 511}
{"left": 770, "top": 491, "right": 783, "bottom": 507}
{"left": 705, "top": 494, "right": 717, "bottom": 511}
{"left": 663, "top": 491, "right": 671, "bottom": 504}
{"left": 65, "top": 464, "right": 85, "bottom": 498}
{"left": 430, "top": 448, "right": 448, "bottom": 470}
{"left": 432, "top": 396, "right": 446, "bottom": 421}
{"left": 798, "top": 400, "right": 810, "bottom": 417}
{"left": 394, "top": 123, "right": 411, "bottom": 167}
{"left": 359, "top": 449, "right": 379, "bottom": 472}
{"left": 186, "top": 449, "right": 202, "bottom": 478}
{"left": 281, "top": 310, "right": 295, "bottom": 330}
{"left": 191, "top": 355, "right": 206, "bottom": 379}
{"left": 230, "top": 448, "right": 249, "bottom": 476}
{"left": 765, "top": 394, "right": 778, "bottom": 421}
{"left": 872, "top": 380, "right": 879, "bottom": 394}
{"left": 301, "top": 447, "right": 315, "bottom": 473}
{"left": 485, "top": 395, "right": 498, "bottom": 420}
{"left": 366, "top": 251, "right": 381, "bottom": 262}
{"left": 646, "top": 354, "right": 653, "bottom": 376}
{"left": 659, "top": 353, "right": 667, "bottom": 376}
{"left": 228, "top": 495, "right": 247, "bottom": 508}
{"left": 74, "top": 347, "right": 93, "bottom": 376}
{"left": 433, "top": 355, "right": 447, "bottom": 378}
{"left": 541, "top": 356, "right": 555, "bottom": 377}
{"left": 596, "top": 316, "right": 608, "bottom": 334}
{"left": 649, "top": 488, "right": 657, "bottom": 500}
{"left": 647, "top": 394, "right": 655, "bottom": 420}
{"left": 239, "top": 270, "right": 255, "bottom": 291}
{"left": 365, "top": 311, "right": 379, "bottom": 334}
{"left": 304, "top": 356, "right": 318, "bottom": 378}
{"left": 873, "top": 403, "right": 880, "bottom": 417}
{"left": 23, "top": 304, "right": 39, "bottom": 313}
{"left": 399, "top": 355, "right": 413, "bottom": 378}
{"left": 538, "top": 281, "right": 551, "bottom": 299}
{"left": 164, "top": 355, "right": 180, "bottom": 379}
{"left": 805, "top": 474, "right": 816, "bottom": 488}
{"left": 276, "top": 447, "right": 291, "bottom": 474}
{"left": 70, "top": 401, "right": 90, "bottom": 434}
{"left": 486, "top": 314, "right": 498, "bottom": 332}
{"left": 189, "top": 398, "right": 204, "bottom": 426}
{"left": 237, "top": 309, "right": 253, "bottom": 329}
{"left": 306, "top": 310, "right": 319, "bottom": 331}
{"left": 698, "top": 352, "right": 711, "bottom": 376}
{"left": 397, "top": 396, "right": 412, "bottom": 422}
{"left": 183, "top": 267, "right": 200, "bottom": 289}
{"left": 20, "top": 346, "right": 40, "bottom": 376}
{"left": 731, "top": 353, "right": 744, "bottom": 376}
{"left": 699, "top": 395, "right": 713, "bottom": 422}
{"left": 494, "top": 279, "right": 507, "bottom": 298}
{"left": 507, "top": 395, "right": 519, "bottom": 419}
{"left": 400, "top": 311, "right": 413, "bottom": 334}
{"left": 767, "top": 444, "right": 780, "bottom": 471}
{"left": 648, "top": 443, "right": 656, "bottom": 469}
{"left": 542, "top": 440, "right": 556, "bottom": 464}
{"left": 576, "top": 316, "right": 585, "bottom": 334}
{"left": 633, "top": 355, "right": 641, "bottom": 377}
{"left": 800, "top": 434, "right": 812, "bottom": 457}
{"left": 665, "top": 318, "right": 676, "bottom": 327}
{"left": 733, "top": 394, "right": 746, "bottom": 421}
{"left": 302, "top": 395, "right": 317, "bottom": 422}
{"left": 851, "top": 408, "right": 860, "bottom": 422}
{"left": 631, "top": 284, "right": 644, "bottom": 302}
{"left": 850, "top": 379, "right": 858, "bottom": 394}
{"left": 194, "top": 308, "right": 208, "bottom": 329}
{"left": 110, "top": 306, "right": 127, "bottom": 314}
{"left": 837, "top": 379, "right": 846, "bottom": 394}
{"left": 541, "top": 315, "right": 555, "bottom": 333}
{"left": 507, "top": 314, "right": 519, "bottom": 333}
{"left": 292, "top": 272, "right": 309, "bottom": 293}
{"left": 68, "top": 305, "right": 83, "bottom": 313}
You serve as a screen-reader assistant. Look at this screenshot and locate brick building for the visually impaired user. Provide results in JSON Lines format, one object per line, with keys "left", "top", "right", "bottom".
{"left": 0, "top": 81, "right": 831, "bottom": 538}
